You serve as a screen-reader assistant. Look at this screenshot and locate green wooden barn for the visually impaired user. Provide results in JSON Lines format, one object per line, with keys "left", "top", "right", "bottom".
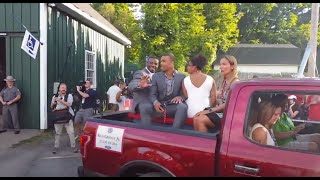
{"left": 0, "top": 3, "right": 131, "bottom": 130}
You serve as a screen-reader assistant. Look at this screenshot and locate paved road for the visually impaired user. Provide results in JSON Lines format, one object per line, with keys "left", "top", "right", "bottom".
{"left": 0, "top": 133, "right": 82, "bottom": 177}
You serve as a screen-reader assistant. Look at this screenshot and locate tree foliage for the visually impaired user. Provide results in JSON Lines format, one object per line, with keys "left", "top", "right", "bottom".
{"left": 92, "top": 3, "right": 115, "bottom": 23}
{"left": 203, "top": 3, "right": 240, "bottom": 71}
{"left": 92, "top": 3, "right": 319, "bottom": 74}
{"left": 236, "top": 3, "right": 318, "bottom": 48}
{"left": 91, "top": 3, "right": 143, "bottom": 67}
{"left": 140, "top": 3, "right": 240, "bottom": 73}
{"left": 140, "top": 3, "right": 180, "bottom": 64}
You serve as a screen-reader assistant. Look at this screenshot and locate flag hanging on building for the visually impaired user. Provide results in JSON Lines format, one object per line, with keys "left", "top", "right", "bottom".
{"left": 21, "top": 30, "right": 40, "bottom": 59}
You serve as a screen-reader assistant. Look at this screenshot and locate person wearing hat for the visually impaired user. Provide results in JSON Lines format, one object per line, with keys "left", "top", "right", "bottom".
{"left": 0, "top": 75, "right": 21, "bottom": 134}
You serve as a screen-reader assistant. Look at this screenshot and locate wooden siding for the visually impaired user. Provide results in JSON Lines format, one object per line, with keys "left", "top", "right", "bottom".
{"left": 47, "top": 7, "right": 125, "bottom": 112}
{"left": 0, "top": 3, "right": 40, "bottom": 129}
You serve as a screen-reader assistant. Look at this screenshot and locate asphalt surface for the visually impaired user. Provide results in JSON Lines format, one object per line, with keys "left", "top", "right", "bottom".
{"left": 0, "top": 132, "right": 82, "bottom": 177}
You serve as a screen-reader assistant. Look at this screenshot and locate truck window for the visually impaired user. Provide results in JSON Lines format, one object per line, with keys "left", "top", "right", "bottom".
{"left": 245, "top": 91, "right": 320, "bottom": 154}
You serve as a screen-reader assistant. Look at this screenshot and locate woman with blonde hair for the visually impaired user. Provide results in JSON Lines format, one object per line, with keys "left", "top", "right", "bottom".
{"left": 193, "top": 55, "right": 239, "bottom": 133}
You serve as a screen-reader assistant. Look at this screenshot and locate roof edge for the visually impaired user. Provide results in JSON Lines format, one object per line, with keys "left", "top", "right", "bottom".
{"left": 54, "top": 3, "right": 131, "bottom": 46}
{"left": 214, "top": 64, "right": 300, "bottom": 66}
{"left": 232, "top": 43, "right": 299, "bottom": 48}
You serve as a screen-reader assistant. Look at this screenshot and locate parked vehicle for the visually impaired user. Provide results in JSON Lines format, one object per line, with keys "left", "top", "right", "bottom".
{"left": 78, "top": 78, "right": 320, "bottom": 177}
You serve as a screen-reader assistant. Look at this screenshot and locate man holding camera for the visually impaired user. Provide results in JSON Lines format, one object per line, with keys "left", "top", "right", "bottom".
{"left": 74, "top": 80, "right": 97, "bottom": 139}
{"left": 50, "top": 83, "right": 77, "bottom": 154}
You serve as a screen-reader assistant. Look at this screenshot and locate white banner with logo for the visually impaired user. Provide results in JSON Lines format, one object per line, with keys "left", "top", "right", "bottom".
{"left": 95, "top": 125, "right": 125, "bottom": 153}
{"left": 21, "top": 30, "right": 40, "bottom": 59}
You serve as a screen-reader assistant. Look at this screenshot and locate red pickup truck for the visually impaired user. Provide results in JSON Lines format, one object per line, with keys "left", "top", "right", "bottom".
{"left": 77, "top": 79, "right": 320, "bottom": 177}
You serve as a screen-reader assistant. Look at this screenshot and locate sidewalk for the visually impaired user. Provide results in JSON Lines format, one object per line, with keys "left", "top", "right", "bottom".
{"left": 0, "top": 114, "right": 43, "bottom": 149}
{"left": 0, "top": 129, "right": 42, "bottom": 149}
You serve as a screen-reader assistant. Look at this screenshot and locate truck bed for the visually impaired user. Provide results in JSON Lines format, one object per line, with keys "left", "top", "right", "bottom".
{"left": 90, "top": 111, "right": 220, "bottom": 133}
{"left": 80, "top": 112, "right": 219, "bottom": 177}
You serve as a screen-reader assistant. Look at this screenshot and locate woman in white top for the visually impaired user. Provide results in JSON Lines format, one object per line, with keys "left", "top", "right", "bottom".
{"left": 193, "top": 55, "right": 239, "bottom": 133}
{"left": 250, "top": 101, "right": 282, "bottom": 146}
{"left": 182, "top": 55, "right": 216, "bottom": 118}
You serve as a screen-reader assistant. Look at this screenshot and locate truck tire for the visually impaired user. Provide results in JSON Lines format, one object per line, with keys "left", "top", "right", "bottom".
{"left": 140, "top": 172, "right": 167, "bottom": 177}
{"left": 77, "top": 166, "right": 85, "bottom": 177}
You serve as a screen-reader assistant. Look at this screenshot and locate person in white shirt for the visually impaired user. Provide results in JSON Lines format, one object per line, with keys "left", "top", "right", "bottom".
{"left": 182, "top": 55, "right": 216, "bottom": 118}
{"left": 107, "top": 80, "right": 121, "bottom": 111}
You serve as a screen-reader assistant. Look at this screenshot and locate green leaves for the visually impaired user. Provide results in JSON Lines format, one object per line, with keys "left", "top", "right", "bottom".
{"left": 141, "top": 3, "right": 240, "bottom": 73}
{"left": 92, "top": 3, "right": 144, "bottom": 67}
{"left": 141, "top": 3, "right": 181, "bottom": 66}
{"left": 92, "top": 3, "right": 316, "bottom": 74}
{"left": 236, "top": 3, "right": 315, "bottom": 48}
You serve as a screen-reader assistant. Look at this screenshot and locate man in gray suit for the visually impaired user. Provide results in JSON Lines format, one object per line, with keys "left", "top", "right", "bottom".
{"left": 128, "top": 56, "right": 159, "bottom": 115}
{"left": 140, "top": 53, "right": 188, "bottom": 129}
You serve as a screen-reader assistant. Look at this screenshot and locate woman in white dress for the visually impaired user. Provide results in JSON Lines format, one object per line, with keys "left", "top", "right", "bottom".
{"left": 182, "top": 55, "right": 217, "bottom": 118}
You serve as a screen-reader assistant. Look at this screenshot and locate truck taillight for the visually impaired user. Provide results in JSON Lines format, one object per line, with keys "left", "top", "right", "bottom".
{"left": 80, "top": 136, "right": 86, "bottom": 146}
{"left": 80, "top": 134, "right": 91, "bottom": 158}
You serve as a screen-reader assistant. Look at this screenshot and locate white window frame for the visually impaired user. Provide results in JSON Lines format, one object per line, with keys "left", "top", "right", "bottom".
{"left": 85, "top": 50, "right": 97, "bottom": 89}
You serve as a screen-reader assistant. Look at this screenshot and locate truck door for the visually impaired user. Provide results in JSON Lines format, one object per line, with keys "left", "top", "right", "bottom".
{"left": 222, "top": 85, "right": 320, "bottom": 177}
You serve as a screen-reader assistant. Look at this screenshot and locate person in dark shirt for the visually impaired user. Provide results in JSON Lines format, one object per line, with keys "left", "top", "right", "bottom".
{"left": 74, "top": 80, "right": 97, "bottom": 139}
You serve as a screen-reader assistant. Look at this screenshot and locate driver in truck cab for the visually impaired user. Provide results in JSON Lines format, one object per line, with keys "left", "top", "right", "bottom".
{"left": 271, "top": 94, "right": 320, "bottom": 152}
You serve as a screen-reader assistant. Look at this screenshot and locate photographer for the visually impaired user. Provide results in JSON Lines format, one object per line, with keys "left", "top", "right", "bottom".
{"left": 74, "top": 80, "right": 97, "bottom": 139}
{"left": 50, "top": 83, "right": 77, "bottom": 154}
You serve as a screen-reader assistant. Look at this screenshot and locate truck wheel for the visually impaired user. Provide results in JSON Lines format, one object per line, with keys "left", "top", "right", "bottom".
{"left": 140, "top": 172, "right": 167, "bottom": 177}
{"left": 77, "top": 166, "right": 85, "bottom": 177}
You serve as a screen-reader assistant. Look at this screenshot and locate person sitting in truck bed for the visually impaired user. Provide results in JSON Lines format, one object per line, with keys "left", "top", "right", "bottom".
{"left": 182, "top": 54, "right": 217, "bottom": 119}
{"left": 271, "top": 94, "right": 320, "bottom": 152}
{"left": 142, "top": 53, "right": 188, "bottom": 129}
{"left": 128, "top": 56, "right": 159, "bottom": 115}
{"left": 193, "top": 55, "right": 239, "bottom": 133}
{"left": 250, "top": 101, "right": 282, "bottom": 146}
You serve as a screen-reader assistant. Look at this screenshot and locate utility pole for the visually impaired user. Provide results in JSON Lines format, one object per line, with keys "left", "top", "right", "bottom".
{"left": 307, "top": 3, "right": 319, "bottom": 77}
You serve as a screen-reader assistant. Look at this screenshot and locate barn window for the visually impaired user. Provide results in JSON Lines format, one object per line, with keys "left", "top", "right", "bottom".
{"left": 85, "top": 50, "right": 96, "bottom": 88}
